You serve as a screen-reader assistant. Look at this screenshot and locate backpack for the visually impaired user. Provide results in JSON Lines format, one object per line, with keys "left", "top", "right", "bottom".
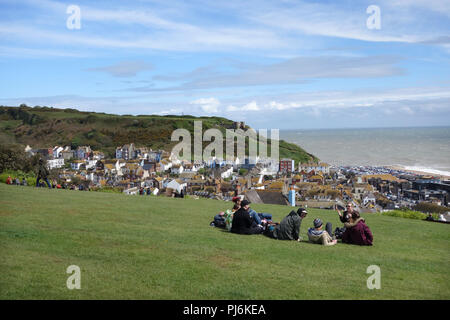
{"left": 334, "top": 227, "right": 346, "bottom": 239}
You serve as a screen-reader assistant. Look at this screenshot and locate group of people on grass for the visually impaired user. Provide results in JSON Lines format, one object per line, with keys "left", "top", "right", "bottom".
{"left": 5, "top": 176, "right": 27, "bottom": 186}
{"left": 5, "top": 159, "right": 87, "bottom": 190}
{"left": 211, "top": 198, "right": 373, "bottom": 246}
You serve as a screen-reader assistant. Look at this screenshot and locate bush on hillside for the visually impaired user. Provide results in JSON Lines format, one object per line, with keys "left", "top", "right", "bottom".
{"left": 382, "top": 209, "right": 438, "bottom": 220}
{"left": 413, "top": 202, "right": 449, "bottom": 214}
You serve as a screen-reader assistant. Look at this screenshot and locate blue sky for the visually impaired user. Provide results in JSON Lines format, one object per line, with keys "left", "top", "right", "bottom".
{"left": 1, "top": 0, "right": 450, "bottom": 129}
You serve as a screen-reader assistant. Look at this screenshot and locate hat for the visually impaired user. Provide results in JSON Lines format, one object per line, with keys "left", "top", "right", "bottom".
{"left": 232, "top": 196, "right": 241, "bottom": 203}
{"left": 313, "top": 218, "right": 323, "bottom": 228}
{"left": 241, "top": 200, "right": 251, "bottom": 207}
{"left": 297, "top": 208, "right": 307, "bottom": 216}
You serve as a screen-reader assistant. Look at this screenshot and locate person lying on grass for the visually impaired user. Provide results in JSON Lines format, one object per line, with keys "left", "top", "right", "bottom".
{"left": 341, "top": 212, "right": 373, "bottom": 246}
{"left": 230, "top": 200, "right": 264, "bottom": 235}
{"left": 264, "top": 208, "right": 307, "bottom": 241}
{"left": 307, "top": 218, "right": 337, "bottom": 246}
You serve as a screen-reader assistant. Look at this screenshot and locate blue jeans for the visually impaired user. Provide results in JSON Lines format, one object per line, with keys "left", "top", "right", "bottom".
{"left": 249, "top": 209, "right": 272, "bottom": 225}
{"left": 36, "top": 177, "right": 51, "bottom": 188}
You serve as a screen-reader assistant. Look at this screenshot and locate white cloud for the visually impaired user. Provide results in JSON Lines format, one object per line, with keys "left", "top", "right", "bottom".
{"left": 242, "top": 101, "right": 260, "bottom": 111}
{"left": 190, "top": 97, "right": 221, "bottom": 113}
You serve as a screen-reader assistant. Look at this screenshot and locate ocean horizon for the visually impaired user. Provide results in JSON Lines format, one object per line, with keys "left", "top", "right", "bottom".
{"left": 280, "top": 126, "right": 450, "bottom": 176}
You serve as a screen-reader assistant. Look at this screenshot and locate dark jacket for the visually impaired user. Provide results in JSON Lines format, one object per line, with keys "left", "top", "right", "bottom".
{"left": 342, "top": 218, "right": 373, "bottom": 246}
{"left": 230, "top": 208, "right": 262, "bottom": 235}
{"left": 273, "top": 210, "right": 302, "bottom": 240}
{"left": 38, "top": 163, "right": 49, "bottom": 179}
{"left": 340, "top": 210, "right": 352, "bottom": 223}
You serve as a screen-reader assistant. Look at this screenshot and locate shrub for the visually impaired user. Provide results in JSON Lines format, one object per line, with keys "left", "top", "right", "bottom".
{"left": 382, "top": 209, "right": 438, "bottom": 220}
{"left": 413, "top": 202, "right": 449, "bottom": 214}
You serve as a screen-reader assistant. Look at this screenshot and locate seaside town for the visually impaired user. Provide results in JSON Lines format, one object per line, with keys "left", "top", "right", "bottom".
{"left": 6, "top": 140, "right": 449, "bottom": 215}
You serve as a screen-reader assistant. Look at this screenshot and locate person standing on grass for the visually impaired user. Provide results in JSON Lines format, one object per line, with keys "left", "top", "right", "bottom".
{"left": 341, "top": 212, "right": 373, "bottom": 246}
{"left": 36, "top": 159, "right": 51, "bottom": 188}
{"left": 264, "top": 208, "right": 307, "bottom": 241}
{"left": 230, "top": 200, "right": 263, "bottom": 235}
{"left": 307, "top": 218, "right": 337, "bottom": 246}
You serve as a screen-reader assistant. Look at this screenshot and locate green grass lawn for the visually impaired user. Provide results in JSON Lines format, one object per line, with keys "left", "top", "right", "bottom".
{"left": 0, "top": 183, "right": 449, "bottom": 299}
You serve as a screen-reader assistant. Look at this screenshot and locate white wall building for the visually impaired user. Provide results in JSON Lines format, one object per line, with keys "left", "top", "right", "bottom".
{"left": 47, "top": 158, "right": 65, "bottom": 169}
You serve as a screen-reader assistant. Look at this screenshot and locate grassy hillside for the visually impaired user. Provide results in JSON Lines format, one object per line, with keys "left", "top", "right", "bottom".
{"left": 0, "top": 183, "right": 448, "bottom": 299}
{"left": 0, "top": 105, "right": 317, "bottom": 164}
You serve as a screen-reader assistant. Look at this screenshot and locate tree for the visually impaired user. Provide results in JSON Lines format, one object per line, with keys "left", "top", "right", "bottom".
{"left": 239, "top": 168, "right": 248, "bottom": 176}
{"left": 0, "top": 144, "right": 37, "bottom": 173}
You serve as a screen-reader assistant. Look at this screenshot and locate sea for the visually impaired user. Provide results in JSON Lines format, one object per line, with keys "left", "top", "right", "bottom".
{"left": 280, "top": 126, "right": 450, "bottom": 176}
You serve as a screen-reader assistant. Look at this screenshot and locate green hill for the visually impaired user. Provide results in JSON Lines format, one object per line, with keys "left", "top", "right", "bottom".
{"left": 0, "top": 183, "right": 449, "bottom": 299}
{"left": 0, "top": 105, "right": 317, "bottom": 164}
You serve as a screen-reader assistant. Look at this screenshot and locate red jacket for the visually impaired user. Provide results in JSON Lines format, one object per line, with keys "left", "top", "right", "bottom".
{"left": 342, "top": 218, "right": 373, "bottom": 246}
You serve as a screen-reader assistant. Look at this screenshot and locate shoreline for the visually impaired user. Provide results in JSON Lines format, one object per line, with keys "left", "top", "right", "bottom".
{"left": 385, "top": 165, "right": 450, "bottom": 180}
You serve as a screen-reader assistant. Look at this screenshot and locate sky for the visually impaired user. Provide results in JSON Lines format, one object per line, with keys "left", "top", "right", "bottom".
{"left": 1, "top": 0, "right": 450, "bottom": 129}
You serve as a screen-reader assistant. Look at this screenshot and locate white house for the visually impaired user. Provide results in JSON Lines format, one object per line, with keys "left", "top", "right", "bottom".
{"left": 220, "top": 166, "right": 233, "bottom": 179}
{"left": 363, "top": 193, "right": 377, "bottom": 206}
{"left": 47, "top": 158, "right": 65, "bottom": 169}
{"left": 171, "top": 165, "right": 184, "bottom": 175}
{"left": 52, "top": 146, "right": 64, "bottom": 159}
{"left": 71, "top": 160, "right": 84, "bottom": 170}
{"left": 299, "top": 162, "right": 330, "bottom": 174}
{"left": 85, "top": 159, "right": 98, "bottom": 170}
{"left": 166, "top": 179, "right": 187, "bottom": 193}
{"left": 160, "top": 159, "right": 172, "bottom": 171}
{"left": 115, "top": 160, "right": 126, "bottom": 176}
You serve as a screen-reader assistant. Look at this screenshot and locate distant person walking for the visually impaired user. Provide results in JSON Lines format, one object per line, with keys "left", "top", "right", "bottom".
{"left": 36, "top": 159, "right": 51, "bottom": 188}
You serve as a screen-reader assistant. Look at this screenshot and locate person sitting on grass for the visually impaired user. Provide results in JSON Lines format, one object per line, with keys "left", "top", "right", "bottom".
{"left": 334, "top": 203, "right": 358, "bottom": 239}
{"left": 230, "top": 200, "right": 264, "bottom": 235}
{"left": 264, "top": 208, "right": 307, "bottom": 241}
{"left": 232, "top": 196, "right": 243, "bottom": 207}
{"left": 307, "top": 218, "right": 337, "bottom": 246}
{"left": 211, "top": 211, "right": 226, "bottom": 229}
{"left": 224, "top": 204, "right": 240, "bottom": 231}
{"left": 232, "top": 196, "right": 272, "bottom": 227}
{"left": 342, "top": 212, "right": 373, "bottom": 246}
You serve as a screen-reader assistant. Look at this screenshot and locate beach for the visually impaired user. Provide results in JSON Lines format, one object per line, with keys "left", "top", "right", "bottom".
{"left": 387, "top": 165, "right": 450, "bottom": 180}
{"left": 281, "top": 127, "right": 450, "bottom": 178}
